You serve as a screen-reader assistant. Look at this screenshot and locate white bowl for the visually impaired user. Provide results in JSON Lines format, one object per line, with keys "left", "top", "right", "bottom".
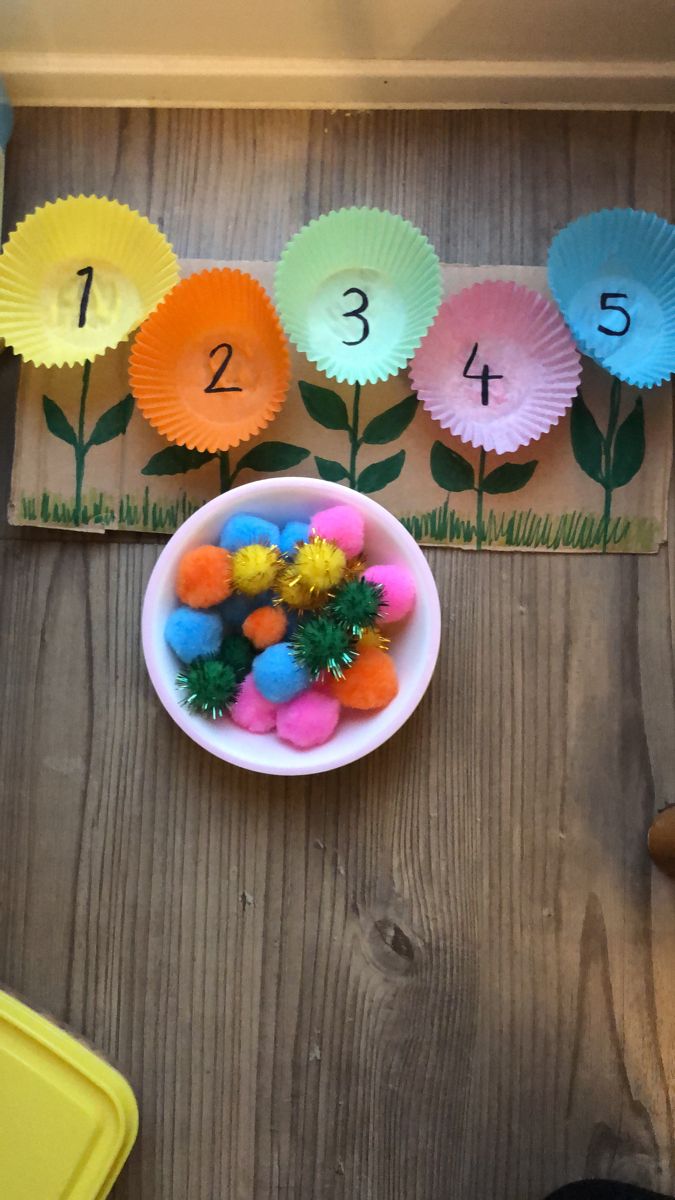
{"left": 142, "top": 477, "right": 441, "bottom": 776}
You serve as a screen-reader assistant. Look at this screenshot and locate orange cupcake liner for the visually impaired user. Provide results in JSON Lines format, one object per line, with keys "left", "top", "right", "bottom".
{"left": 129, "top": 268, "right": 291, "bottom": 453}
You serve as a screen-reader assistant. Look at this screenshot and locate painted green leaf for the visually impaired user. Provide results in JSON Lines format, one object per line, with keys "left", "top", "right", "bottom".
{"left": 235, "top": 441, "right": 310, "bottom": 474}
{"left": 610, "top": 395, "right": 645, "bottom": 488}
{"left": 361, "top": 394, "right": 419, "bottom": 445}
{"left": 430, "top": 441, "right": 474, "bottom": 492}
{"left": 357, "top": 449, "right": 406, "bottom": 494}
{"left": 315, "top": 456, "right": 349, "bottom": 482}
{"left": 482, "top": 460, "right": 538, "bottom": 494}
{"left": 142, "top": 445, "right": 216, "bottom": 476}
{"left": 570, "top": 390, "right": 604, "bottom": 484}
{"left": 86, "top": 394, "right": 134, "bottom": 448}
{"left": 43, "top": 395, "right": 77, "bottom": 447}
{"left": 299, "top": 381, "right": 350, "bottom": 431}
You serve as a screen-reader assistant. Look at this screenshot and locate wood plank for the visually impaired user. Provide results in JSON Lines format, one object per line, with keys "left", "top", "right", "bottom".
{"left": 0, "top": 108, "right": 673, "bottom": 1200}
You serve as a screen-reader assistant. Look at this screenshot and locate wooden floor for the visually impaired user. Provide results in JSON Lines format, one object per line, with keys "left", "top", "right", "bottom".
{"left": 0, "top": 109, "right": 674, "bottom": 1200}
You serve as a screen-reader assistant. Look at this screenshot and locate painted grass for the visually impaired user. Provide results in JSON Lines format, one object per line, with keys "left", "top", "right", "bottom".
{"left": 19, "top": 488, "right": 203, "bottom": 532}
{"left": 400, "top": 498, "right": 659, "bottom": 552}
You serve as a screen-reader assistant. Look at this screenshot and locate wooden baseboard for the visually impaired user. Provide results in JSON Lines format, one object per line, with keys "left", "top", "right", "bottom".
{"left": 1, "top": 51, "right": 674, "bottom": 110}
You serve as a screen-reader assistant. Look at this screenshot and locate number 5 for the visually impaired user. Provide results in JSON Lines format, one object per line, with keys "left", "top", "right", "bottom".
{"left": 598, "top": 292, "right": 631, "bottom": 337}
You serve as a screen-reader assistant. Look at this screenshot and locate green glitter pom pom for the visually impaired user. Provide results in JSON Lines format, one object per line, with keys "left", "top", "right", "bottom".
{"left": 219, "top": 632, "right": 255, "bottom": 682}
{"left": 291, "top": 615, "right": 356, "bottom": 679}
{"left": 176, "top": 658, "right": 238, "bottom": 719}
{"left": 326, "top": 577, "right": 383, "bottom": 637}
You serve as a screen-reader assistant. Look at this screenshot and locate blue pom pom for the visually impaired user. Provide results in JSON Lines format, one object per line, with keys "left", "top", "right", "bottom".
{"left": 252, "top": 641, "right": 310, "bottom": 703}
{"left": 165, "top": 607, "right": 223, "bottom": 664}
{"left": 219, "top": 514, "right": 280, "bottom": 552}
{"left": 279, "top": 520, "right": 310, "bottom": 555}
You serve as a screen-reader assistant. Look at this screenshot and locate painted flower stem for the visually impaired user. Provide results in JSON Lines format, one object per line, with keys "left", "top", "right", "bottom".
{"left": 218, "top": 449, "right": 231, "bottom": 493}
{"left": 348, "top": 381, "right": 361, "bottom": 488}
{"left": 475, "top": 446, "right": 487, "bottom": 551}
{"left": 73, "top": 358, "right": 92, "bottom": 526}
{"left": 601, "top": 381, "right": 622, "bottom": 554}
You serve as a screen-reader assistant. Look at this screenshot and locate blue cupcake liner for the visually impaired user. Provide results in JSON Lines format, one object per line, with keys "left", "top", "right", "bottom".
{"left": 547, "top": 208, "right": 675, "bottom": 388}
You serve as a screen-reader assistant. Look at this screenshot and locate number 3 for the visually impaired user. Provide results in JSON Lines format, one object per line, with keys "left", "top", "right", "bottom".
{"left": 341, "top": 287, "right": 370, "bottom": 346}
{"left": 598, "top": 292, "right": 631, "bottom": 337}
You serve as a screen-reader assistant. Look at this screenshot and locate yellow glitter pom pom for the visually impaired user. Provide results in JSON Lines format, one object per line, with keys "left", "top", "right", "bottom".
{"left": 290, "top": 536, "right": 346, "bottom": 596}
{"left": 276, "top": 567, "right": 326, "bottom": 611}
{"left": 231, "top": 543, "right": 281, "bottom": 595}
{"left": 357, "top": 627, "right": 390, "bottom": 652}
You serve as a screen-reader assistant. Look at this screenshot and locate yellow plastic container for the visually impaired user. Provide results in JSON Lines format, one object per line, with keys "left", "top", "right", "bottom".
{"left": 0, "top": 990, "right": 138, "bottom": 1199}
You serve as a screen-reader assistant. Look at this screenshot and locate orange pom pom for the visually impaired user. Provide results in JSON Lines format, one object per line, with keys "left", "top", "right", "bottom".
{"left": 176, "top": 545, "right": 233, "bottom": 608}
{"left": 329, "top": 646, "right": 398, "bottom": 710}
{"left": 242, "top": 605, "right": 288, "bottom": 650}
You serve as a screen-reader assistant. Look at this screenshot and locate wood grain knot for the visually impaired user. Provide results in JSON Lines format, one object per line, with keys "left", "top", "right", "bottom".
{"left": 373, "top": 918, "right": 415, "bottom": 962}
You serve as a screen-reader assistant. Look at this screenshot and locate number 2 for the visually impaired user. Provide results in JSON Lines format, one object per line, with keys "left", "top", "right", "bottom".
{"left": 204, "top": 342, "right": 242, "bottom": 394}
{"left": 598, "top": 292, "right": 631, "bottom": 337}
{"left": 462, "top": 342, "right": 503, "bottom": 406}
{"left": 342, "top": 287, "right": 370, "bottom": 346}
{"left": 77, "top": 266, "right": 94, "bottom": 328}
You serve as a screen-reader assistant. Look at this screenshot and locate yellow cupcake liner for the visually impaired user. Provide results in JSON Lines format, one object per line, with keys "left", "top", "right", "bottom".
{"left": 0, "top": 195, "right": 179, "bottom": 367}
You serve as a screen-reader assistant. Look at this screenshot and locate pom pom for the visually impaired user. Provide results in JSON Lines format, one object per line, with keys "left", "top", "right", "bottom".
{"left": 219, "top": 590, "right": 272, "bottom": 627}
{"left": 357, "top": 627, "right": 390, "bottom": 652}
{"left": 362, "top": 564, "right": 416, "bottom": 624}
{"left": 230, "top": 672, "right": 277, "bottom": 733}
{"left": 232, "top": 544, "right": 282, "bottom": 596}
{"left": 219, "top": 513, "right": 280, "bottom": 552}
{"left": 291, "top": 615, "right": 356, "bottom": 679}
{"left": 243, "top": 605, "right": 288, "bottom": 650}
{"left": 279, "top": 521, "right": 310, "bottom": 555}
{"left": 276, "top": 689, "right": 341, "bottom": 749}
{"left": 326, "top": 577, "right": 384, "bottom": 636}
{"left": 176, "top": 658, "right": 238, "bottom": 719}
{"left": 311, "top": 505, "right": 365, "bottom": 559}
{"left": 329, "top": 646, "right": 398, "bottom": 710}
{"left": 289, "top": 537, "right": 346, "bottom": 596}
{"left": 253, "top": 641, "right": 310, "bottom": 704}
{"left": 165, "top": 607, "right": 223, "bottom": 664}
{"left": 219, "top": 632, "right": 255, "bottom": 681}
{"left": 176, "top": 544, "right": 233, "bottom": 608}
{"left": 276, "top": 567, "right": 326, "bottom": 612}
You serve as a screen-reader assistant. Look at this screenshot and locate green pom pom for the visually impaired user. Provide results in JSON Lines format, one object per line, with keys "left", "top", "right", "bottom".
{"left": 177, "top": 658, "right": 238, "bottom": 719}
{"left": 219, "top": 632, "right": 255, "bottom": 681}
{"left": 291, "top": 615, "right": 356, "bottom": 679}
{"left": 326, "top": 578, "right": 383, "bottom": 637}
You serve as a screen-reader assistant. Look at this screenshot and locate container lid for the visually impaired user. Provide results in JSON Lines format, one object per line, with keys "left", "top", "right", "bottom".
{"left": 0, "top": 990, "right": 138, "bottom": 1200}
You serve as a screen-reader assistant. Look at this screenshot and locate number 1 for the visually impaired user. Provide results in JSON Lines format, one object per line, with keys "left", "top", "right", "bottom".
{"left": 77, "top": 266, "right": 94, "bottom": 328}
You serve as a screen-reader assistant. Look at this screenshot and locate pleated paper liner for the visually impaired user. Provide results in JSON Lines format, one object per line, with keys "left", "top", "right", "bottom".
{"left": 410, "top": 280, "right": 582, "bottom": 455}
{"left": 130, "top": 267, "right": 291, "bottom": 453}
{"left": 0, "top": 195, "right": 179, "bottom": 368}
{"left": 275, "top": 206, "right": 442, "bottom": 386}
{"left": 548, "top": 208, "right": 675, "bottom": 388}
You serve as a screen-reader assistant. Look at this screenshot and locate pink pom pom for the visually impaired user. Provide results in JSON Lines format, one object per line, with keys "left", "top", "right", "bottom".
{"left": 362, "top": 564, "right": 416, "bottom": 624}
{"left": 311, "top": 505, "right": 365, "bottom": 559}
{"left": 276, "top": 688, "right": 341, "bottom": 749}
{"left": 230, "top": 672, "right": 277, "bottom": 733}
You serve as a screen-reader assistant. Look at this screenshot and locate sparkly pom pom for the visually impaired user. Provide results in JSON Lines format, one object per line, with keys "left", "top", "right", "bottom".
{"left": 326, "top": 577, "right": 383, "bottom": 637}
{"left": 232, "top": 543, "right": 282, "bottom": 595}
{"left": 287, "top": 536, "right": 346, "bottom": 597}
{"left": 219, "top": 513, "right": 280, "bottom": 551}
{"left": 219, "top": 632, "right": 255, "bottom": 681}
{"left": 329, "top": 646, "right": 398, "bottom": 710}
{"left": 243, "top": 605, "right": 288, "bottom": 649}
{"left": 362, "top": 564, "right": 416, "bottom": 624}
{"left": 230, "top": 672, "right": 277, "bottom": 733}
{"left": 276, "top": 689, "right": 341, "bottom": 749}
{"left": 176, "top": 658, "right": 238, "bottom": 719}
{"left": 276, "top": 567, "right": 326, "bottom": 612}
{"left": 176, "top": 545, "right": 233, "bottom": 608}
{"left": 356, "top": 627, "right": 390, "bottom": 652}
{"left": 291, "top": 615, "right": 356, "bottom": 679}
{"left": 311, "top": 504, "right": 365, "bottom": 559}
{"left": 165, "top": 607, "right": 223, "bottom": 664}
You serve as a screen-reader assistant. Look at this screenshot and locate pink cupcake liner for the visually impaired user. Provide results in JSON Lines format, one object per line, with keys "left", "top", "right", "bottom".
{"left": 410, "top": 280, "right": 582, "bottom": 455}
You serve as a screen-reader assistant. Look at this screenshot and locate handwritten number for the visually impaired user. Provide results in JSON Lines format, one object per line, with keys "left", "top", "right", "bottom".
{"left": 77, "top": 266, "right": 94, "bottom": 328}
{"left": 462, "top": 342, "right": 503, "bottom": 406}
{"left": 342, "top": 287, "right": 370, "bottom": 346}
{"left": 204, "top": 342, "right": 242, "bottom": 394}
{"left": 598, "top": 292, "right": 631, "bottom": 337}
